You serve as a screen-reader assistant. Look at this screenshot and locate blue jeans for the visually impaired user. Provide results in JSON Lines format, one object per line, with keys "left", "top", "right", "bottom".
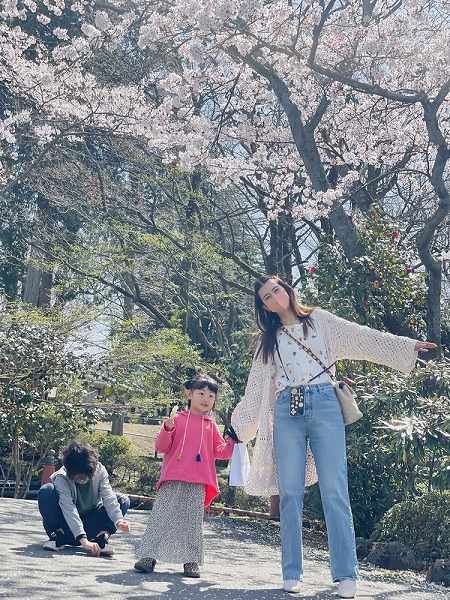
{"left": 38, "top": 483, "right": 130, "bottom": 545}
{"left": 273, "top": 384, "right": 358, "bottom": 582}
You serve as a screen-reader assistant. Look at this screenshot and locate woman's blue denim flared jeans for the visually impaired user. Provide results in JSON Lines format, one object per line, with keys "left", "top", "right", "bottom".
{"left": 273, "top": 383, "right": 358, "bottom": 583}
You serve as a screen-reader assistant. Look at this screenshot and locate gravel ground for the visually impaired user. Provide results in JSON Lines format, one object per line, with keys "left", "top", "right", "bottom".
{"left": 1, "top": 499, "right": 448, "bottom": 600}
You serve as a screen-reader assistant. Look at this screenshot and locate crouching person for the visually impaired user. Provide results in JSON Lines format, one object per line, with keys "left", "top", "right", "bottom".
{"left": 38, "top": 441, "right": 130, "bottom": 557}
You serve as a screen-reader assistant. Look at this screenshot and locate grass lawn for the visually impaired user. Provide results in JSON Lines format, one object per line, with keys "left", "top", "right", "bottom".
{"left": 95, "top": 421, "right": 161, "bottom": 456}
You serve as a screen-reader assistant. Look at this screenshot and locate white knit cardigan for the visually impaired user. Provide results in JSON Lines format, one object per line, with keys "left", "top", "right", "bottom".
{"left": 231, "top": 308, "right": 418, "bottom": 497}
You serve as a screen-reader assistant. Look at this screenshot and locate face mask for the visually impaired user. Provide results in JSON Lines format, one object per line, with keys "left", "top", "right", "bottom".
{"left": 266, "top": 290, "right": 290, "bottom": 311}
{"left": 273, "top": 293, "right": 290, "bottom": 310}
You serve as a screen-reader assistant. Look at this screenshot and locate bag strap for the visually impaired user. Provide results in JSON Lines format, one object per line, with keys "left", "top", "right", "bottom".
{"left": 274, "top": 337, "right": 290, "bottom": 380}
{"left": 280, "top": 326, "right": 338, "bottom": 383}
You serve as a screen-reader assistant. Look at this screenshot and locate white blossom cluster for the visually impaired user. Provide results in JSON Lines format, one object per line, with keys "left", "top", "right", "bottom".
{"left": 0, "top": 0, "right": 448, "bottom": 219}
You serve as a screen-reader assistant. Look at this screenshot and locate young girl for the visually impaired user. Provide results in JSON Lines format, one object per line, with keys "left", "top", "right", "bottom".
{"left": 231, "top": 275, "right": 436, "bottom": 598}
{"left": 134, "top": 375, "right": 235, "bottom": 578}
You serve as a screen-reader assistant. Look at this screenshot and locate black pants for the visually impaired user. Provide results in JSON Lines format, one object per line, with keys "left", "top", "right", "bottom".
{"left": 38, "top": 482, "right": 130, "bottom": 545}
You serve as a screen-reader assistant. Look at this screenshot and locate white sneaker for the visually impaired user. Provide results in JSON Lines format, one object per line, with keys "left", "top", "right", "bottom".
{"left": 337, "top": 579, "right": 356, "bottom": 598}
{"left": 283, "top": 580, "right": 301, "bottom": 593}
{"left": 42, "top": 540, "right": 64, "bottom": 551}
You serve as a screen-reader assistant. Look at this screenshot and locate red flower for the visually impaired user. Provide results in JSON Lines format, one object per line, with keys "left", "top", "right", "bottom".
{"left": 405, "top": 265, "right": 413, "bottom": 274}
{"left": 307, "top": 266, "right": 317, "bottom": 274}
{"left": 391, "top": 230, "right": 400, "bottom": 239}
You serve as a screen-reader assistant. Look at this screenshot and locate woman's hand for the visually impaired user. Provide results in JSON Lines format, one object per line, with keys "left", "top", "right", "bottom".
{"left": 414, "top": 341, "right": 437, "bottom": 352}
{"left": 163, "top": 417, "right": 176, "bottom": 431}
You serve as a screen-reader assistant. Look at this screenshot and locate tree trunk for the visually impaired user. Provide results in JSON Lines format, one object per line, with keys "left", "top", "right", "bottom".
{"left": 0, "top": 461, "right": 13, "bottom": 497}
{"left": 23, "top": 239, "right": 52, "bottom": 307}
{"left": 415, "top": 96, "right": 450, "bottom": 356}
{"left": 38, "top": 268, "right": 53, "bottom": 307}
{"left": 22, "top": 460, "right": 35, "bottom": 499}
{"left": 268, "top": 214, "right": 294, "bottom": 283}
{"left": 123, "top": 291, "right": 134, "bottom": 321}
{"left": 423, "top": 265, "right": 442, "bottom": 357}
{"left": 22, "top": 247, "right": 42, "bottom": 306}
{"left": 12, "top": 433, "right": 22, "bottom": 499}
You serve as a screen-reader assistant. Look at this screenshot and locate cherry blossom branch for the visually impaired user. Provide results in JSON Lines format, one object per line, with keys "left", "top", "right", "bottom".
{"left": 307, "top": 5, "right": 423, "bottom": 104}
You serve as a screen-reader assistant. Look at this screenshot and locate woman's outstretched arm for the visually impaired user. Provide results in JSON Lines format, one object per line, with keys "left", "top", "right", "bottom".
{"left": 318, "top": 309, "right": 436, "bottom": 374}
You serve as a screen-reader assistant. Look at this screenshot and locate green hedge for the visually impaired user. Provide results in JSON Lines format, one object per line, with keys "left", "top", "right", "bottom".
{"left": 373, "top": 491, "right": 450, "bottom": 560}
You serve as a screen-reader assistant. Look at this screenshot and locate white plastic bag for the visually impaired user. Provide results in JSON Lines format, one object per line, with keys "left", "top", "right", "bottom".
{"left": 229, "top": 443, "right": 250, "bottom": 487}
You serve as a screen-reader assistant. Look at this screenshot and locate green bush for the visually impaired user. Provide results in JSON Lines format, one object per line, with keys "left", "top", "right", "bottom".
{"left": 304, "top": 455, "right": 406, "bottom": 539}
{"left": 344, "top": 359, "right": 449, "bottom": 538}
{"left": 373, "top": 491, "right": 450, "bottom": 560}
{"left": 216, "top": 469, "right": 270, "bottom": 512}
{"left": 83, "top": 432, "right": 135, "bottom": 477}
{"left": 134, "top": 458, "right": 163, "bottom": 494}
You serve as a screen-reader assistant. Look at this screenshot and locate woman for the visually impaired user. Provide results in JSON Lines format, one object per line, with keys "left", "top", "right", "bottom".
{"left": 231, "top": 275, "right": 436, "bottom": 597}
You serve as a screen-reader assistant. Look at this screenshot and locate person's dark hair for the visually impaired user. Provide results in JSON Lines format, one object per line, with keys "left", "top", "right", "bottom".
{"left": 63, "top": 441, "right": 98, "bottom": 479}
{"left": 184, "top": 374, "right": 219, "bottom": 408}
{"left": 254, "top": 275, "right": 316, "bottom": 364}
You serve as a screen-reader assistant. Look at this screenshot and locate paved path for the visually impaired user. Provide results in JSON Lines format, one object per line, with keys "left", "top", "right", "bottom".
{"left": 0, "top": 500, "right": 448, "bottom": 600}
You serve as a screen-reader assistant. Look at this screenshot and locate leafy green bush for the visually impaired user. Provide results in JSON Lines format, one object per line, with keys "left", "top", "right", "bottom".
{"left": 303, "top": 209, "right": 427, "bottom": 334}
{"left": 134, "top": 458, "right": 163, "bottom": 494}
{"left": 373, "top": 491, "right": 450, "bottom": 560}
{"left": 216, "top": 469, "right": 270, "bottom": 512}
{"left": 83, "top": 432, "right": 135, "bottom": 477}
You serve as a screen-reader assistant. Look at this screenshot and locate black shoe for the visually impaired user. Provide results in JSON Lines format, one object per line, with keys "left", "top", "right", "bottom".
{"left": 183, "top": 562, "right": 200, "bottom": 578}
{"left": 55, "top": 529, "right": 67, "bottom": 548}
{"left": 134, "top": 558, "right": 156, "bottom": 573}
{"left": 93, "top": 531, "right": 110, "bottom": 549}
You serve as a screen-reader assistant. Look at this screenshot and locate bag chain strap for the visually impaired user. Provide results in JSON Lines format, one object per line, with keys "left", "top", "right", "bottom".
{"left": 280, "top": 326, "right": 338, "bottom": 383}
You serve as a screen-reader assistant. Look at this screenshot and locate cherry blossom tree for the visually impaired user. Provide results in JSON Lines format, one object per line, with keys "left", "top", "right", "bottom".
{"left": 1, "top": 0, "right": 448, "bottom": 350}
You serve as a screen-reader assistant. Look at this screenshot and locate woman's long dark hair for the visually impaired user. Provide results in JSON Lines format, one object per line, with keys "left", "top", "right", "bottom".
{"left": 254, "top": 275, "right": 316, "bottom": 364}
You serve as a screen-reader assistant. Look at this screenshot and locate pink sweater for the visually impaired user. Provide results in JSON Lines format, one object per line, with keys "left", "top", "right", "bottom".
{"left": 155, "top": 410, "right": 235, "bottom": 507}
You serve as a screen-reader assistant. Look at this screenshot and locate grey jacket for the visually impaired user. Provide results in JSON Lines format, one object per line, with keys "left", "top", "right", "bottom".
{"left": 50, "top": 463, "right": 123, "bottom": 539}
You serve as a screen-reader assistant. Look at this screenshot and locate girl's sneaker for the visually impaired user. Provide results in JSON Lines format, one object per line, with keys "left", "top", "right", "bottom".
{"left": 183, "top": 562, "right": 200, "bottom": 578}
{"left": 337, "top": 579, "right": 356, "bottom": 598}
{"left": 134, "top": 558, "right": 157, "bottom": 573}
